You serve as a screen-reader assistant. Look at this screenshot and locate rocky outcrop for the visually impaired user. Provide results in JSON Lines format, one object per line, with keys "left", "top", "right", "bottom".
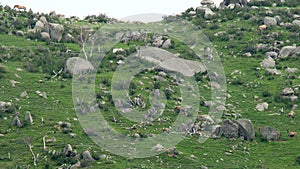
{"left": 48, "top": 23, "right": 64, "bottom": 42}
{"left": 219, "top": 119, "right": 255, "bottom": 140}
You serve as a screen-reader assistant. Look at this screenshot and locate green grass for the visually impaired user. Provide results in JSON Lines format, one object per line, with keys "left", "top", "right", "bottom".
{"left": 0, "top": 3, "right": 300, "bottom": 169}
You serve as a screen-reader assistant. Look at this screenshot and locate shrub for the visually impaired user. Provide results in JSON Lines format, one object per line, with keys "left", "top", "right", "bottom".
{"left": 262, "top": 90, "right": 272, "bottom": 97}
{"left": 243, "top": 13, "right": 251, "bottom": 20}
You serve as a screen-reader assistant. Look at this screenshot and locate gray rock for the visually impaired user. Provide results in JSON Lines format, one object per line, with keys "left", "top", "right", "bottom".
{"left": 260, "top": 57, "right": 275, "bottom": 68}
{"left": 82, "top": 150, "right": 95, "bottom": 162}
{"left": 139, "top": 47, "right": 206, "bottom": 77}
{"left": 234, "top": 119, "right": 255, "bottom": 140}
{"left": 292, "top": 20, "right": 300, "bottom": 27}
{"left": 20, "top": 91, "right": 28, "bottom": 98}
{"left": 291, "top": 47, "right": 300, "bottom": 57}
{"left": 152, "top": 36, "right": 164, "bottom": 47}
{"left": 39, "top": 16, "right": 48, "bottom": 25}
{"left": 220, "top": 119, "right": 239, "bottom": 138}
{"left": 40, "top": 32, "right": 50, "bottom": 41}
{"left": 279, "top": 46, "right": 297, "bottom": 58}
{"left": 286, "top": 67, "right": 299, "bottom": 74}
{"left": 220, "top": 119, "right": 255, "bottom": 140}
{"left": 204, "top": 9, "right": 215, "bottom": 20}
{"left": 70, "top": 162, "right": 81, "bottom": 169}
{"left": 264, "top": 17, "right": 277, "bottom": 26}
{"left": 201, "top": 0, "right": 215, "bottom": 8}
{"left": 162, "top": 39, "right": 172, "bottom": 49}
{"left": 256, "top": 102, "right": 269, "bottom": 112}
{"left": 265, "top": 68, "right": 281, "bottom": 75}
{"left": 48, "top": 23, "right": 64, "bottom": 42}
{"left": 64, "top": 33, "right": 74, "bottom": 42}
{"left": 65, "top": 57, "right": 94, "bottom": 75}
{"left": 265, "top": 51, "right": 278, "bottom": 59}
{"left": 25, "top": 111, "right": 33, "bottom": 124}
{"left": 63, "top": 144, "right": 73, "bottom": 155}
{"left": 281, "top": 87, "right": 294, "bottom": 96}
{"left": 34, "top": 21, "right": 45, "bottom": 32}
{"left": 16, "top": 30, "right": 24, "bottom": 36}
{"left": 274, "top": 15, "right": 282, "bottom": 23}
{"left": 12, "top": 116, "right": 23, "bottom": 128}
{"left": 259, "top": 126, "right": 280, "bottom": 141}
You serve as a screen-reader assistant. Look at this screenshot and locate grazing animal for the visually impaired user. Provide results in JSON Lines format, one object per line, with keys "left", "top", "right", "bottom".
{"left": 13, "top": 5, "right": 26, "bottom": 11}
{"left": 287, "top": 129, "right": 297, "bottom": 137}
{"left": 288, "top": 111, "right": 294, "bottom": 119}
{"left": 174, "top": 106, "right": 181, "bottom": 110}
{"left": 257, "top": 24, "right": 267, "bottom": 33}
{"left": 162, "top": 127, "right": 170, "bottom": 133}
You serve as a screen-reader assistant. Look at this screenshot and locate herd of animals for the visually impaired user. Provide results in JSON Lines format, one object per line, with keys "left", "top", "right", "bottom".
{"left": 9, "top": 4, "right": 297, "bottom": 141}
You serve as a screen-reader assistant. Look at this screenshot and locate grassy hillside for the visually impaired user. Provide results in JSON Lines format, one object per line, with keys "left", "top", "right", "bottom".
{"left": 0, "top": 1, "right": 300, "bottom": 168}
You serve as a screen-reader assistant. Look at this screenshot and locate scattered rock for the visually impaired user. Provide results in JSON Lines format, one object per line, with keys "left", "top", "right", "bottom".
{"left": 220, "top": 119, "right": 239, "bottom": 138}
{"left": 48, "top": 23, "right": 64, "bottom": 42}
{"left": 12, "top": 116, "right": 23, "bottom": 128}
{"left": 25, "top": 111, "right": 33, "bottom": 124}
{"left": 234, "top": 119, "right": 255, "bottom": 140}
{"left": 292, "top": 20, "right": 300, "bottom": 27}
{"left": 265, "top": 68, "right": 281, "bottom": 75}
{"left": 260, "top": 57, "right": 275, "bottom": 68}
{"left": 162, "top": 39, "right": 172, "bottom": 49}
{"left": 264, "top": 16, "right": 277, "bottom": 26}
{"left": 204, "top": 8, "right": 215, "bottom": 20}
{"left": 36, "top": 91, "right": 47, "bottom": 99}
{"left": 20, "top": 91, "right": 29, "bottom": 98}
{"left": 40, "top": 32, "right": 50, "bottom": 41}
{"left": 259, "top": 126, "right": 281, "bottom": 141}
{"left": 265, "top": 51, "right": 278, "bottom": 59}
{"left": 279, "top": 46, "right": 297, "bottom": 58}
{"left": 219, "top": 119, "right": 255, "bottom": 140}
{"left": 286, "top": 68, "right": 299, "bottom": 74}
{"left": 201, "top": 0, "right": 215, "bottom": 8}
{"left": 256, "top": 102, "right": 269, "bottom": 112}
{"left": 10, "top": 80, "right": 20, "bottom": 87}
{"left": 34, "top": 20, "right": 45, "bottom": 32}
{"left": 63, "top": 144, "right": 73, "bottom": 155}
{"left": 16, "top": 30, "right": 24, "bottom": 36}
{"left": 82, "top": 150, "right": 95, "bottom": 162}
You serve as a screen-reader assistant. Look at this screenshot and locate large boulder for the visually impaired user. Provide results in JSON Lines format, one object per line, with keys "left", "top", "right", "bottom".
{"left": 256, "top": 102, "right": 269, "bottom": 112}
{"left": 82, "top": 150, "right": 95, "bottom": 162}
{"left": 204, "top": 8, "right": 216, "bottom": 19}
{"left": 40, "top": 32, "right": 50, "bottom": 41}
{"left": 292, "top": 20, "right": 300, "bottom": 27}
{"left": 260, "top": 57, "right": 275, "bottom": 68}
{"left": 65, "top": 57, "right": 94, "bottom": 75}
{"left": 220, "top": 119, "right": 239, "bottom": 138}
{"left": 39, "top": 16, "right": 48, "bottom": 25}
{"left": 264, "top": 17, "right": 277, "bottom": 26}
{"left": 34, "top": 20, "right": 45, "bottom": 32}
{"left": 259, "top": 126, "right": 280, "bottom": 141}
{"left": 279, "top": 46, "right": 297, "bottom": 58}
{"left": 139, "top": 46, "right": 206, "bottom": 77}
{"left": 220, "top": 119, "right": 255, "bottom": 140}
{"left": 48, "top": 23, "right": 64, "bottom": 42}
{"left": 201, "top": 0, "right": 216, "bottom": 8}
{"left": 234, "top": 119, "right": 255, "bottom": 140}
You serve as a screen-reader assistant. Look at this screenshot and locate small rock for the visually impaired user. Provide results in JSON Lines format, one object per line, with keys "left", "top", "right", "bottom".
{"left": 25, "top": 111, "right": 33, "bottom": 124}
{"left": 256, "top": 102, "right": 269, "bottom": 112}
{"left": 82, "top": 150, "right": 95, "bottom": 162}
{"left": 20, "top": 91, "right": 28, "bottom": 98}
